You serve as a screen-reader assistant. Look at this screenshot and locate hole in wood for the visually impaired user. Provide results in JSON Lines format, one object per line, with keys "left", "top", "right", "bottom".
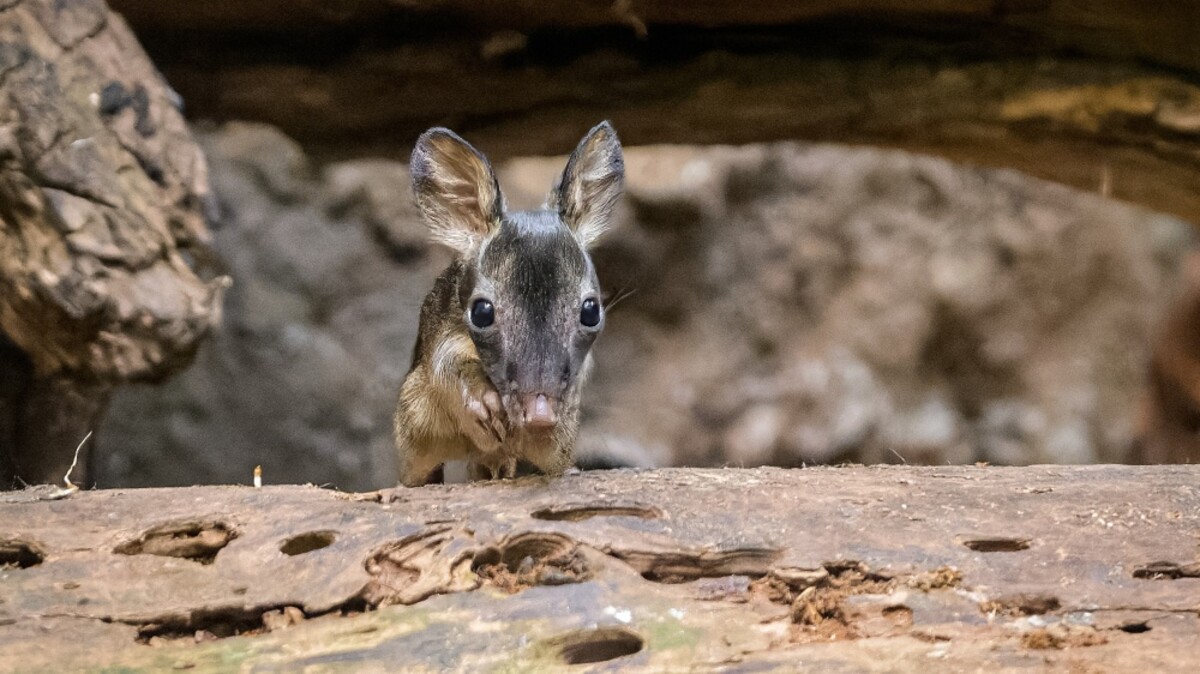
{"left": 500, "top": 533, "right": 574, "bottom": 566}
{"left": 962, "top": 537, "right": 1031, "bottom": 552}
{"left": 1119, "top": 622, "right": 1151, "bottom": 634}
{"left": 0, "top": 540, "right": 44, "bottom": 569}
{"left": 882, "top": 604, "right": 914, "bottom": 627}
{"left": 472, "top": 532, "right": 590, "bottom": 592}
{"left": 1132, "top": 561, "right": 1200, "bottom": 580}
{"left": 136, "top": 605, "right": 306, "bottom": 645}
{"left": 553, "top": 626, "right": 644, "bottom": 665}
{"left": 114, "top": 521, "right": 236, "bottom": 564}
{"left": 531, "top": 502, "right": 662, "bottom": 522}
{"left": 1020, "top": 626, "right": 1108, "bottom": 650}
{"left": 614, "top": 547, "right": 782, "bottom": 583}
{"left": 787, "top": 561, "right": 894, "bottom": 634}
{"left": 280, "top": 531, "right": 336, "bottom": 556}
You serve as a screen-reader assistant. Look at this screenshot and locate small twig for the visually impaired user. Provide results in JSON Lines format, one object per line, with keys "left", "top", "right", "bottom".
{"left": 888, "top": 447, "right": 909, "bottom": 465}
{"left": 1099, "top": 163, "right": 1112, "bottom": 198}
{"left": 603, "top": 286, "right": 638, "bottom": 313}
{"left": 44, "top": 431, "right": 90, "bottom": 500}
{"left": 63, "top": 430, "right": 90, "bottom": 490}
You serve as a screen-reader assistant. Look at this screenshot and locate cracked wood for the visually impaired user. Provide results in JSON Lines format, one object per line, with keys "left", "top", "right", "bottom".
{"left": 1, "top": 466, "right": 1197, "bottom": 671}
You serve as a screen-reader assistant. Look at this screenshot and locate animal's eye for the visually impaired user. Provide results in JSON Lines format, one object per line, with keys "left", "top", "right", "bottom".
{"left": 470, "top": 299, "right": 495, "bottom": 328}
{"left": 580, "top": 297, "right": 601, "bottom": 327}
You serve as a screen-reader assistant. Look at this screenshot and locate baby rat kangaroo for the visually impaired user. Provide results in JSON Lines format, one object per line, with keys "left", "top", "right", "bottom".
{"left": 394, "top": 122, "right": 624, "bottom": 487}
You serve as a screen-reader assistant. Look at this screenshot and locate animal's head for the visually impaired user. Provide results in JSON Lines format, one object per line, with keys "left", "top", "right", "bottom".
{"left": 411, "top": 122, "right": 624, "bottom": 433}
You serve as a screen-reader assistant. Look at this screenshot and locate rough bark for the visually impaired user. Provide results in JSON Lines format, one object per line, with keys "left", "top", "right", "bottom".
{"left": 1, "top": 466, "right": 1198, "bottom": 671}
{"left": 0, "top": 0, "right": 225, "bottom": 487}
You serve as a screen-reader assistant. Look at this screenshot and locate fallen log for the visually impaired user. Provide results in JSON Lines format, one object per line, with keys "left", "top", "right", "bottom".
{"left": 1, "top": 466, "right": 1197, "bottom": 671}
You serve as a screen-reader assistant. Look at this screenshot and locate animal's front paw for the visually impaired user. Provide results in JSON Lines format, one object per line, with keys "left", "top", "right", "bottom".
{"left": 468, "top": 456, "right": 518, "bottom": 481}
{"left": 460, "top": 383, "right": 507, "bottom": 452}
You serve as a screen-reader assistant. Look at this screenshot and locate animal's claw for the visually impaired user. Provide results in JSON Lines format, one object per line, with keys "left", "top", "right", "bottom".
{"left": 461, "top": 382, "right": 506, "bottom": 450}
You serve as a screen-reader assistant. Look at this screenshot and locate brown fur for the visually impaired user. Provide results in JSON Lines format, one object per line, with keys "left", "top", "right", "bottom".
{"left": 394, "top": 123, "right": 622, "bottom": 486}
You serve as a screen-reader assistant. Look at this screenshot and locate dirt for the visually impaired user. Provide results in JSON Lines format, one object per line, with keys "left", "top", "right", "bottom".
{"left": 760, "top": 561, "right": 900, "bottom": 642}
{"left": 473, "top": 531, "right": 593, "bottom": 593}
{"left": 906, "top": 566, "right": 963, "bottom": 591}
{"left": 1023, "top": 626, "right": 1110, "bottom": 650}
{"left": 751, "top": 561, "right": 964, "bottom": 641}
{"left": 474, "top": 550, "right": 590, "bottom": 593}
{"left": 981, "top": 594, "right": 1062, "bottom": 617}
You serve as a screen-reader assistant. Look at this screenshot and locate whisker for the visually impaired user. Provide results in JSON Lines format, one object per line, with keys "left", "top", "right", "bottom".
{"left": 602, "top": 286, "right": 638, "bottom": 313}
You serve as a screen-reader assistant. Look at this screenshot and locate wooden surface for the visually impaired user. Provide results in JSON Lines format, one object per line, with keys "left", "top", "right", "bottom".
{"left": 1, "top": 465, "right": 1198, "bottom": 672}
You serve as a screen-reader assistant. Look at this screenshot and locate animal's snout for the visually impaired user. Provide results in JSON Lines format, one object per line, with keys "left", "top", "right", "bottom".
{"left": 519, "top": 393, "right": 558, "bottom": 430}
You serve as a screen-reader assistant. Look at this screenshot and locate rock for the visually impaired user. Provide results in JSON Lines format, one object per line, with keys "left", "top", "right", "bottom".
{"left": 97, "top": 124, "right": 1192, "bottom": 489}
{"left": 98, "top": 123, "right": 444, "bottom": 489}
{"left": 574, "top": 144, "right": 1192, "bottom": 469}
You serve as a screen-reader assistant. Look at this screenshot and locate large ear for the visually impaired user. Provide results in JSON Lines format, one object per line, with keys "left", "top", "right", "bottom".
{"left": 550, "top": 121, "right": 624, "bottom": 248}
{"left": 410, "top": 128, "right": 504, "bottom": 254}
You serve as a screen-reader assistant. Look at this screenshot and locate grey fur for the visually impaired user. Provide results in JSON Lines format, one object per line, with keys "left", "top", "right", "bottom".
{"left": 394, "top": 123, "right": 624, "bottom": 486}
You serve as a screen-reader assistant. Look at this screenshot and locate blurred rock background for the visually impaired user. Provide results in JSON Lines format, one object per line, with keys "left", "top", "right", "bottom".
{"left": 7, "top": 1, "right": 1200, "bottom": 489}
{"left": 99, "top": 122, "right": 1192, "bottom": 490}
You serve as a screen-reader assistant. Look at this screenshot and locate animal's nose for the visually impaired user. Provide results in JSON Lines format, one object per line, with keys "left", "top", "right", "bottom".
{"left": 520, "top": 393, "right": 558, "bottom": 430}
